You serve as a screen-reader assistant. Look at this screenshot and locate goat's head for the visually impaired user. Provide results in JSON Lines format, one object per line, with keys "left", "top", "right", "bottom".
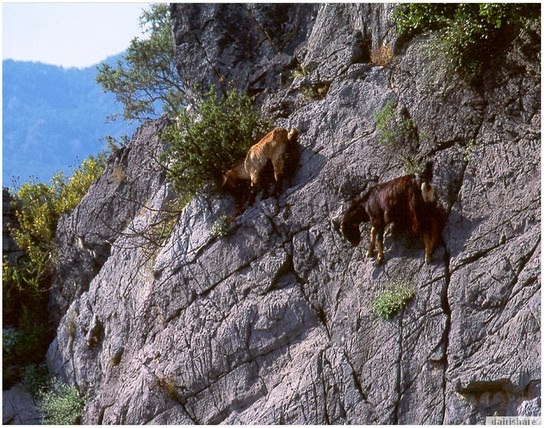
{"left": 222, "top": 169, "right": 239, "bottom": 192}
{"left": 340, "top": 199, "right": 370, "bottom": 246}
{"left": 287, "top": 128, "right": 299, "bottom": 143}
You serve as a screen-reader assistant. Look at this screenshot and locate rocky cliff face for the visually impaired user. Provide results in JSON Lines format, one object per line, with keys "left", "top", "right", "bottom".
{"left": 46, "top": 4, "right": 540, "bottom": 424}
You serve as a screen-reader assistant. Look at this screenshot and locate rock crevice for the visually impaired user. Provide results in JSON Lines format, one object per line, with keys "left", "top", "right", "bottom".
{"left": 42, "top": 3, "right": 540, "bottom": 425}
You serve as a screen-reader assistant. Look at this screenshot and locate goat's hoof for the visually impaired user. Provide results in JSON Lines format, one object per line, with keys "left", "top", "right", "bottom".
{"left": 425, "top": 255, "right": 432, "bottom": 264}
{"left": 374, "top": 257, "right": 384, "bottom": 267}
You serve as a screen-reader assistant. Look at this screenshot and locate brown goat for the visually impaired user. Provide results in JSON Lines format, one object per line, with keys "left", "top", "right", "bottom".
{"left": 341, "top": 162, "right": 443, "bottom": 265}
{"left": 223, "top": 127, "right": 299, "bottom": 212}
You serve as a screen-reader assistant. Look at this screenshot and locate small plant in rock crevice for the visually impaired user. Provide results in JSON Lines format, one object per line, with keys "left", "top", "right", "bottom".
{"left": 37, "top": 379, "right": 87, "bottom": 425}
{"left": 462, "top": 139, "right": 477, "bottom": 163}
{"left": 371, "top": 279, "right": 415, "bottom": 320}
{"left": 374, "top": 99, "right": 423, "bottom": 173}
{"left": 211, "top": 214, "right": 233, "bottom": 239}
{"left": 158, "top": 375, "right": 181, "bottom": 403}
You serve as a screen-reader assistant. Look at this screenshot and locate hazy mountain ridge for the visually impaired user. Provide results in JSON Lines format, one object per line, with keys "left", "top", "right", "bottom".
{"left": 2, "top": 58, "right": 136, "bottom": 186}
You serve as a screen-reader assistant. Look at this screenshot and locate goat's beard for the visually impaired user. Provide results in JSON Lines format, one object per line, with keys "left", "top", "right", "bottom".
{"left": 341, "top": 220, "right": 362, "bottom": 246}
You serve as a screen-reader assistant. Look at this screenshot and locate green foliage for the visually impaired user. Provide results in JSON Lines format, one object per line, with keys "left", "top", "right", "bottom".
{"left": 301, "top": 82, "right": 329, "bottom": 100}
{"left": 5, "top": 155, "right": 106, "bottom": 294}
{"left": 2, "top": 328, "right": 20, "bottom": 387}
{"left": 374, "top": 99, "right": 397, "bottom": 146}
{"left": 393, "top": 4, "right": 457, "bottom": 37}
{"left": 96, "top": 4, "right": 185, "bottom": 122}
{"left": 393, "top": 3, "right": 540, "bottom": 79}
{"left": 38, "top": 379, "right": 86, "bottom": 425}
{"left": 2, "top": 307, "right": 50, "bottom": 388}
{"left": 162, "top": 86, "right": 270, "bottom": 196}
{"left": 374, "top": 99, "right": 421, "bottom": 172}
{"left": 3, "top": 328, "right": 20, "bottom": 359}
{"left": 3, "top": 155, "right": 106, "bottom": 387}
{"left": 211, "top": 215, "right": 233, "bottom": 238}
{"left": 291, "top": 64, "right": 310, "bottom": 79}
{"left": 13, "top": 306, "right": 49, "bottom": 360}
{"left": 371, "top": 279, "right": 415, "bottom": 320}
{"left": 21, "top": 362, "right": 50, "bottom": 397}
{"left": 3, "top": 309, "right": 48, "bottom": 364}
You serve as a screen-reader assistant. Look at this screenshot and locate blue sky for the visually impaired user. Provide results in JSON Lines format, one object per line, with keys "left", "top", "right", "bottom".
{"left": 2, "top": 1, "right": 150, "bottom": 68}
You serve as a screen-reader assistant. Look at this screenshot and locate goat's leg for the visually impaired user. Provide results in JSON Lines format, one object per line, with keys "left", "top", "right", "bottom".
{"left": 423, "top": 232, "right": 432, "bottom": 263}
{"left": 424, "top": 225, "right": 440, "bottom": 264}
{"left": 272, "top": 178, "right": 283, "bottom": 197}
{"left": 250, "top": 169, "right": 260, "bottom": 189}
{"left": 408, "top": 194, "right": 420, "bottom": 233}
{"left": 271, "top": 148, "right": 285, "bottom": 197}
{"left": 367, "top": 227, "right": 377, "bottom": 258}
{"left": 376, "top": 229, "right": 385, "bottom": 265}
{"left": 269, "top": 169, "right": 283, "bottom": 198}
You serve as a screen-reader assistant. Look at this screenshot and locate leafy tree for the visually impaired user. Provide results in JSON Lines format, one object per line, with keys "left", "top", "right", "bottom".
{"left": 96, "top": 4, "right": 185, "bottom": 122}
{"left": 38, "top": 379, "right": 86, "bottom": 425}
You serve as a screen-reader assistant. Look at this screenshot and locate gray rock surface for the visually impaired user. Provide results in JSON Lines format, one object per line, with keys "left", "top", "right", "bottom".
{"left": 2, "top": 383, "right": 40, "bottom": 425}
{"left": 46, "top": 3, "right": 540, "bottom": 424}
{"left": 48, "top": 118, "right": 170, "bottom": 327}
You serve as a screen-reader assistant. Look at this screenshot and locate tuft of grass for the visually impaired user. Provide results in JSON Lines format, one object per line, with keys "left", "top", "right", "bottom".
{"left": 67, "top": 311, "right": 77, "bottom": 339}
{"left": 110, "top": 347, "right": 124, "bottom": 367}
{"left": 374, "top": 99, "right": 429, "bottom": 173}
{"left": 291, "top": 64, "right": 310, "bottom": 79}
{"left": 371, "top": 279, "right": 415, "bottom": 320}
{"left": 110, "top": 165, "right": 126, "bottom": 185}
{"left": 158, "top": 375, "right": 180, "bottom": 402}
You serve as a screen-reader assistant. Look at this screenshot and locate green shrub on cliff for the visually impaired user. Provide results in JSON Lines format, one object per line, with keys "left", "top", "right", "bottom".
{"left": 162, "top": 86, "right": 270, "bottom": 196}
{"left": 5, "top": 155, "right": 106, "bottom": 293}
{"left": 38, "top": 379, "right": 86, "bottom": 425}
{"left": 393, "top": 3, "right": 540, "bottom": 79}
{"left": 371, "top": 279, "right": 415, "bottom": 320}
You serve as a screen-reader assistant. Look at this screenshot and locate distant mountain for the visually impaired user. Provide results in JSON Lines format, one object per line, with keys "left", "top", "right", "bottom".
{"left": 2, "top": 57, "right": 138, "bottom": 187}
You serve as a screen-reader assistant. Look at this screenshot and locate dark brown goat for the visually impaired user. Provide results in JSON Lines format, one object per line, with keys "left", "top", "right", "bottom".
{"left": 340, "top": 162, "right": 443, "bottom": 265}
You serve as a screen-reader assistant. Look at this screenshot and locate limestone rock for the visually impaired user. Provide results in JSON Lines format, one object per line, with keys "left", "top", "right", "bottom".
{"left": 46, "top": 3, "right": 540, "bottom": 424}
{"left": 48, "top": 118, "right": 170, "bottom": 328}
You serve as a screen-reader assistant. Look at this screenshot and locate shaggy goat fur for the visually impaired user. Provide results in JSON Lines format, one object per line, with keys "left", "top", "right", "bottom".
{"left": 341, "top": 162, "right": 444, "bottom": 264}
{"left": 223, "top": 127, "right": 299, "bottom": 213}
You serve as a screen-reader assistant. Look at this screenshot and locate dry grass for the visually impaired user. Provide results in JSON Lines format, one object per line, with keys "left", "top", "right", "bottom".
{"left": 371, "top": 43, "right": 394, "bottom": 67}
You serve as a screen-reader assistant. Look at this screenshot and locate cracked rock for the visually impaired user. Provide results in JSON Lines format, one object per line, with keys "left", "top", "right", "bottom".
{"left": 46, "top": 3, "right": 540, "bottom": 424}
